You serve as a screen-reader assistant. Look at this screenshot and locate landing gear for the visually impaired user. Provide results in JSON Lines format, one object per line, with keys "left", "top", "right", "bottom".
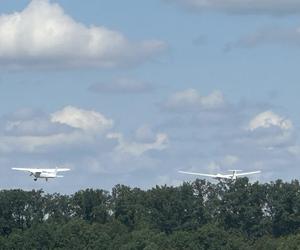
{"left": 34, "top": 178, "right": 37, "bottom": 181}
{"left": 46, "top": 178, "right": 48, "bottom": 182}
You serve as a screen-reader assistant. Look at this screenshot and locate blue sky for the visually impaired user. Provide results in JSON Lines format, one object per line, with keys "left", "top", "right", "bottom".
{"left": 1, "top": 0, "right": 300, "bottom": 193}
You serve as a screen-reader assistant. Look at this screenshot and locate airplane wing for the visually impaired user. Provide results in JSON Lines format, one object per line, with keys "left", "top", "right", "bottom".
{"left": 178, "top": 170, "right": 220, "bottom": 178}
{"left": 12, "top": 168, "right": 40, "bottom": 173}
{"left": 13, "top": 168, "right": 70, "bottom": 172}
{"left": 235, "top": 171, "right": 261, "bottom": 177}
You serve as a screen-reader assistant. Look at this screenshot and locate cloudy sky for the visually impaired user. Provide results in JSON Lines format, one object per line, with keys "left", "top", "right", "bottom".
{"left": 1, "top": 0, "right": 300, "bottom": 193}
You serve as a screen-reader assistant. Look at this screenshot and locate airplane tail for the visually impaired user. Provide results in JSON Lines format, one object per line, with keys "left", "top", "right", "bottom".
{"left": 228, "top": 170, "right": 242, "bottom": 180}
{"left": 55, "top": 167, "right": 62, "bottom": 178}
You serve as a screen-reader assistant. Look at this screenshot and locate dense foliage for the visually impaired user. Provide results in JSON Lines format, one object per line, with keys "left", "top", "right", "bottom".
{"left": 1, "top": 179, "right": 300, "bottom": 249}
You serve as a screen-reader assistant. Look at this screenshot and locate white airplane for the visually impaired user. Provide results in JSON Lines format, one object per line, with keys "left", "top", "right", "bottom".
{"left": 12, "top": 167, "right": 71, "bottom": 181}
{"left": 178, "top": 169, "right": 261, "bottom": 180}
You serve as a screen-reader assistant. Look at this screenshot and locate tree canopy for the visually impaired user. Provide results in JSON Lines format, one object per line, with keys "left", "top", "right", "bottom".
{"left": 1, "top": 179, "right": 300, "bottom": 249}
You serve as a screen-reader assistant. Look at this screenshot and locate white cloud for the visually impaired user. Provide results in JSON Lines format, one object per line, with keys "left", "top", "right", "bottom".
{"left": 0, "top": 106, "right": 169, "bottom": 161}
{"left": 5, "top": 119, "right": 51, "bottom": 135}
{"left": 51, "top": 106, "right": 113, "bottom": 132}
{"left": 248, "top": 111, "right": 293, "bottom": 131}
{"left": 1, "top": 109, "right": 68, "bottom": 136}
{"left": 0, "top": 0, "right": 166, "bottom": 69}
{"left": 163, "top": 89, "right": 225, "bottom": 112}
{"left": 165, "top": 0, "right": 300, "bottom": 15}
{"left": 0, "top": 107, "right": 113, "bottom": 154}
{"left": 0, "top": 132, "right": 93, "bottom": 153}
{"left": 0, "top": 109, "right": 89, "bottom": 152}
{"left": 107, "top": 132, "right": 169, "bottom": 156}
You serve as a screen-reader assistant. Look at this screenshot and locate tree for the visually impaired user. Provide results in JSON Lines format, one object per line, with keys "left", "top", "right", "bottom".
{"left": 0, "top": 189, "right": 45, "bottom": 235}
{"left": 72, "top": 189, "right": 111, "bottom": 223}
{"left": 216, "top": 178, "right": 269, "bottom": 237}
{"left": 112, "top": 185, "right": 147, "bottom": 230}
{"left": 266, "top": 180, "right": 300, "bottom": 236}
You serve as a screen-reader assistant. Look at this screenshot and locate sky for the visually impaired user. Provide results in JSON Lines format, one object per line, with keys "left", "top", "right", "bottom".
{"left": 1, "top": 0, "right": 300, "bottom": 193}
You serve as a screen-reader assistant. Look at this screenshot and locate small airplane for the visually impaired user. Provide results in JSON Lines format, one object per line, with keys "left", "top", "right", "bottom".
{"left": 12, "top": 167, "right": 71, "bottom": 181}
{"left": 178, "top": 169, "right": 261, "bottom": 180}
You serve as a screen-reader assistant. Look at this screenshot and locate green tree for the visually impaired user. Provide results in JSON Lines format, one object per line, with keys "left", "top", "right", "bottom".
{"left": 0, "top": 189, "right": 45, "bottom": 235}
{"left": 44, "top": 193, "right": 73, "bottom": 223}
{"left": 266, "top": 180, "right": 300, "bottom": 236}
{"left": 112, "top": 185, "right": 147, "bottom": 230}
{"left": 216, "top": 178, "right": 269, "bottom": 237}
{"left": 72, "top": 189, "right": 111, "bottom": 223}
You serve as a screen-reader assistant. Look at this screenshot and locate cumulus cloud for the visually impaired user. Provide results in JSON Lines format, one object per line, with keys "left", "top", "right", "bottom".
{"left": 107, "top": 132, "right": 169, "bottom": 156}
{"left": 51, "top": 106, "right": 114, "bottom": 132}
{"left": 89, "top": 78, "right": 154, "bottom": 94}
{"left": 0, "top": 132, "right": 93, "bottom": 154}
{"left": 238, "top": 111, "right": 295, "bottom": 150}
{"left": 0, "top": 106, "right": 114, "bottom": 153}
{"left": 0, "top": 106, "right": 170, "bottom": 160}
{"left": 163, "top": 89, "right": 225, "bottom": 112}
{"left": 0, "top": 109, "right": 71, "bottom": 137}
{"left": 248, "top": 111, "right": 293, "bottom": 131}
{"left": 0, "top": 0, "right": 166, "bottom": 69}
{"left": 164, "top": 0, "right": 300, "bottom": 15}
{"left": 5, "top": 119, "right": 52, "bottom": 135}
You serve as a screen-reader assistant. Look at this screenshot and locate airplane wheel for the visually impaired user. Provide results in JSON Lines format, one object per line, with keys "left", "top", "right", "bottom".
{"left": 34, "top": 179, "right": 37, "bottom": 181}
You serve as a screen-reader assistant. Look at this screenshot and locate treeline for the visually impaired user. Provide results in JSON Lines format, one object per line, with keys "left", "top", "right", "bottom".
{"left": 1, "top": 179, "right": 300, "bottom": 249}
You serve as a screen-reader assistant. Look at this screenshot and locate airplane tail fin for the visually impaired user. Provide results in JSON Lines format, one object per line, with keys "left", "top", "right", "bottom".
{"left": 228, "top": 170, "right": 242, "bottom": 180}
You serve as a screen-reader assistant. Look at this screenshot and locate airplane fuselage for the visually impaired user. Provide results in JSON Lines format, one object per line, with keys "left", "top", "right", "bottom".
{"left": 213, "top": 173, "right": 236, "bottom": 180}
{"left": 12, "top": 167, "right": 70, "bottom": 181}
{"left": 30, "top": 171, "right": 64, "bottom": 181}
